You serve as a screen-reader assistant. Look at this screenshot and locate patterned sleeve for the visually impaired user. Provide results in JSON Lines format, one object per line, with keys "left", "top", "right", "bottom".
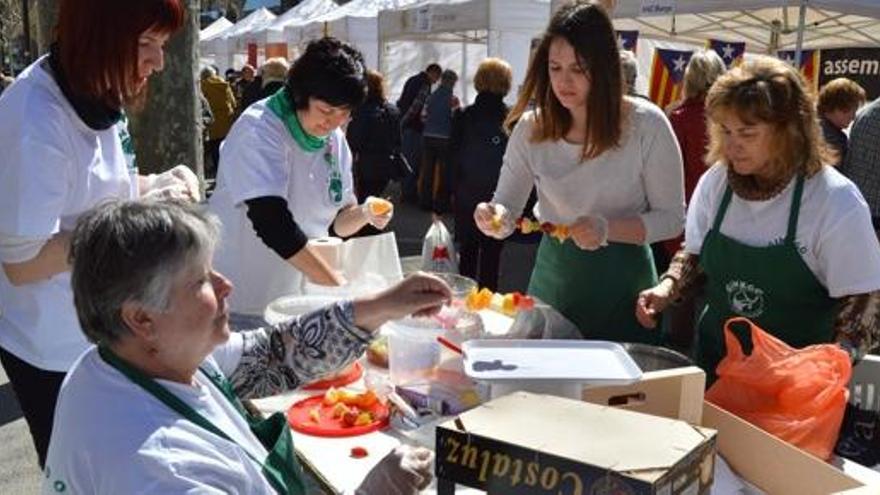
{"left": 227, "top": 301, "right": 373, "bottom": 399}
{"left": 833, "top": 291, "right": 880, "bottom": 362}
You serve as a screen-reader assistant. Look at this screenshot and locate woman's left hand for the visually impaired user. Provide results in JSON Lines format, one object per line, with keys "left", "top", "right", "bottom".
{"left": 570, "top": 215, "right": 609, "bottom": 251}
{"left": 362, "top": 196, "right": 394, "bottom": 229}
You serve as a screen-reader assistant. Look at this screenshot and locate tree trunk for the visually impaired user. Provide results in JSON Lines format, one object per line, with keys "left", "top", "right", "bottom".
{"left": 34, "top": 0, "right": 56, "bottom": 56}
{"left": 129, "top": 0, "right": 203, "bottom": 182}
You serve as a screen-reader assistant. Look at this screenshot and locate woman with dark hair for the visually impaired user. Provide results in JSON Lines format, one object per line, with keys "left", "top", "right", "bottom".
{"left": 208, "top": 38, "right": 394, "bottom": 319}
{"left": 0, "top": 0, "right": 197, "bottom": 467}
{"left": 637, "top": 56, "right": 880, "bottom": 383}
{"left": 347, "top": 69, "right": 402, "bottom": 203}
{"left": 474, "top": 2, "right": 684, "bottom": 343}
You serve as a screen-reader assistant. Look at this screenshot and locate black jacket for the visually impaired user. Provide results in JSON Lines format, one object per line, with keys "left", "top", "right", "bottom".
{"left": 450, "top": 92, "right": 509, "bottom": 202}
{"left": 347, "top": 97, "right": 402, "bottom": 181}
{"left": 396, "top": 72, "right": 430, "bottom": 132}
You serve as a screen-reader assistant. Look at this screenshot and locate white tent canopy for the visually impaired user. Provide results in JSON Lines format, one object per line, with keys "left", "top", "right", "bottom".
{"left": 250, "top": 0, "right": 339, "bottom": 46}
{"left": 378, "top": 0, "right": 551, "bottom": 103}
{"left": 202, "top": 7, "right": 276, "bottom": 74}
{"left": 552, "top": 0, "right": 880, "bottom": 53}
{"left": 200, "top": 17, "right": 233, "bottom": 42}
{"left": 297, "top": 0, "right": 422, "bottom": 69}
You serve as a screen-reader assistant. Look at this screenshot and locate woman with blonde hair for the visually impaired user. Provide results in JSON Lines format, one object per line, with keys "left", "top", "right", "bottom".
{"left": 637, "top": 56, "right": 880, "bottom": 383}
{"left": 450, "top": 57, "right": 513, "bottom": 290}
{"left": 474, "top": 2, "right": 684, "bottom": 342}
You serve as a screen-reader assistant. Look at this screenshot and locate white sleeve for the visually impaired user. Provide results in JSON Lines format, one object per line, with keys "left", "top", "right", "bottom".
{"left": 0, "top": 108, "right": 70, "bottom": 238}
{"left": 210, "top": 332, "right": 245, "bottom": 378}
{"left": 0, "top": 233, "right": 46, "bottom": 263}
{"left": 220, "top": 114, "right": 290, "bottom": 205}
{"left": 637, "top": 106, "right": 686, "bottom": 243}
{"left": 814, "top": 191, "right": 880, "bottom": 297}
{"left": 492, "top": 116, "right": 536, "bottom": 217}
{"left": 684, "top": 165, "right": 725, "bottom": 255}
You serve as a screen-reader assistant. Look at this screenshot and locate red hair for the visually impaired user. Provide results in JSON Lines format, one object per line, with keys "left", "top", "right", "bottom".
{"left": 56, "top": 0, "right": 185, "bottom": 107}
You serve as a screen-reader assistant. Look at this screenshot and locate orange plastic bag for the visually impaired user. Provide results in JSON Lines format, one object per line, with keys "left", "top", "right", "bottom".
{"left": 705, "top": 317, "right": 852, "bottom": 460}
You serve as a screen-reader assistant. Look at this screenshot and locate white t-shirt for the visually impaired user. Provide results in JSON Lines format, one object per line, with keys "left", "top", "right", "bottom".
{"left": 42, "top": 336, "right": 277, "bottom": 495}
{"left": 0, "top": 57, "right": 134, "bottom": 371}
{"left": 685, "top": 164, "right": 880, "bottom": 297}
{"left": 208, "top": 99, "right": 356, "bottom": 315}
{"left": 492, "top": 97, "right": 685, "bottom": 243}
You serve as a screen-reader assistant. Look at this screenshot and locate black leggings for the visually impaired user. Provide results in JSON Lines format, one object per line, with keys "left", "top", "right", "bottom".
{"left": 0, "top": 347, "right": 66, "bottom": 468}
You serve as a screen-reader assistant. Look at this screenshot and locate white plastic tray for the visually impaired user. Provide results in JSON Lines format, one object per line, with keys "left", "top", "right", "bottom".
{"left": 462, "top": 339, "right": 642, "bottom": 386}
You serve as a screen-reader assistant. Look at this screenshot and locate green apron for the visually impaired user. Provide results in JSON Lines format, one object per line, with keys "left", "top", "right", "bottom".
{"left": 98, "top": 347, "right": 306, "bottom": 495}
{"left": 697, "top": 175, "right": 838, "bottom": 384}
{"left": 528, "top": 236, "right": 660, "bottom": 344}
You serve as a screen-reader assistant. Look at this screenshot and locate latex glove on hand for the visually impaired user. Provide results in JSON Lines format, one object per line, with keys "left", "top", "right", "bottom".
{"left": 141, "top": 164, "right": 201, "bottom": 202}
{"left": 362, "top": 196, "right": 394, "bottom": 229}
{"left": 355, "top": 445, "right": 435, "bottom": 495}
{"left": 474, "top": 202, "right": 514, "bottom": 240}
{"left": 570, "top": 214, "right": 609, "bottom": 251}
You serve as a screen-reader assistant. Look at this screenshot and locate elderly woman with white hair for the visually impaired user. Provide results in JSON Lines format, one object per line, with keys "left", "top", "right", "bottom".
{"left": 43, "top": 200, "right": 450, "bottom": 494}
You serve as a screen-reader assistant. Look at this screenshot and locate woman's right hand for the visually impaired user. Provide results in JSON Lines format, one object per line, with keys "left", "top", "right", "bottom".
{"left": 474, "top": 202, "right": 513, "bottom": 239}
{"left": 635, "top": 278, "right": 675, "bottom": 329}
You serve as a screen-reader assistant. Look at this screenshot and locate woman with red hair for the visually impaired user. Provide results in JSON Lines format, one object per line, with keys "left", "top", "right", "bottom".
{"left": 0, "top": 0, "right": 196, "bottom": 467}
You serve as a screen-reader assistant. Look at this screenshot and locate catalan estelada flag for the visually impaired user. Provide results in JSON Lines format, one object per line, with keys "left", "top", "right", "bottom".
{"left": 616, "top": 30, "right": 639, "bottom": 53}
{"left": 708, "top": 39, "right": 746, "bottom": 68}
{"left": 778, "top": 49, "right": 820, "bottom": 90}
{"left": 649, "top": 48, "right": 693, "bottom": 110}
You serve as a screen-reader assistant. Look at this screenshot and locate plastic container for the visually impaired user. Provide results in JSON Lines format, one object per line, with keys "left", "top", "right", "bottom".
{"left": 386, "top": 318, "right": 444, "bottom": 386}
{"left": 426, "top": 272, "right": 477, "bottom": 300}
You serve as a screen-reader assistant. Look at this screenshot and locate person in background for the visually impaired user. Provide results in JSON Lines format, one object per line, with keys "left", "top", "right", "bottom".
{"left": 208, "top": 38, "right": 393, "bottom": 322}
{"left": 474, "top": 2, "right": 684, "bottom": 343}
{"left": 44, "top": 200, "right": 446, "bottom": 494}
{"left": 451, "top": 58, "right": 512, "bottom": 290}
{"left": 419, "top": 69, "right": 460, "bottom": 213}
{"left": 637, "top": 56, "right": 880, "bottom": 384}
{"left": 347, "top": 69, "right": 402, "bottom": 204}
{"left": 842, "top": 95, "right": 880, "bottom": 233}
{"left": 258, "top": 57, "right": 289, "bottom": 101}
{"left": 397, "top": 63, "right": 442, "bottom": 203}
{"left": 659, "top": 49, "right": 727, "bottom": 349}
{"left": 235, "top": 63, "right": 262, "bottom": 113}
{"left": 620, "top": 50, "right": 650, "bottom": 101}
{"left": 0, "top": 0, "right": 199, "bottom": 467}
{"left": 818, "top": 77, "right": 866, "bottom": 164}
{"left": 200, "top": 65, "right": 237, "bottom": 179}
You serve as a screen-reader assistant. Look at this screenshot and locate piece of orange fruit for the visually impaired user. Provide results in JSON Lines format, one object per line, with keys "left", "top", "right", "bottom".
{"left": 368, "top": 198, "right": 393, "bottom": 216}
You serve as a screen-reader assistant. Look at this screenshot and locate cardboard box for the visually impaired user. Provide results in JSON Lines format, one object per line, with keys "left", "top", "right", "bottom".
{"left": 435, "top": 391, "right": 717, "bottom": 494}
{"left": 584, "top": 367, "right": 873, "bottom": 495}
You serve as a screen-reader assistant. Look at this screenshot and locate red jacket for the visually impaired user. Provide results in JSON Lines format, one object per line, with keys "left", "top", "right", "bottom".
{"left": 665, "top": 97, "right": 710, "bottom": 256}
{"left": 669, "top": 96, "right": 710, "bottom": 203}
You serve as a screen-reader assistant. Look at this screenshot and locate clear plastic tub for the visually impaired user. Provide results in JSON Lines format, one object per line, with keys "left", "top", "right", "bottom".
{"left": 386, "top": 317, "right": 444, "bottom": 386}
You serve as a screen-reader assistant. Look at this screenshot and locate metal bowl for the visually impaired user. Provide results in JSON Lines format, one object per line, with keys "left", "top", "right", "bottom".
{"left": 620, "top": 343, "right": 693, "bottom": 372}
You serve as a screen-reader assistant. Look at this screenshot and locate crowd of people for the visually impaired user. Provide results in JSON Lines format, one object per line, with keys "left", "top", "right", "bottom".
{"left": 2, "top": 0, "right": 880, "bottom": 492}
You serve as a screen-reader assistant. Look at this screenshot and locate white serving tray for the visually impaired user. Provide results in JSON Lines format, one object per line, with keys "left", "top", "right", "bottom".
{"left": 461, "top": 339, "right": 642, "bottom": 386}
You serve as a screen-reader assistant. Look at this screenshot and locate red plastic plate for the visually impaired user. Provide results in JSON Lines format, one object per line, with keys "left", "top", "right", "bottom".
{"left": 287, "top": 394, "right": 389, "bottom": 437}
{"left": 302, "top": 361, "right": 364, "bottom": 391}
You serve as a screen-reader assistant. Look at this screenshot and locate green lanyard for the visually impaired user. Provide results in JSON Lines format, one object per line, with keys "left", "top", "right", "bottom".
{"left": 97, "top": 346, "right": 289, "bottom": 494}
{"left": 266, "top": 89, "right": 343, "bottom": 205}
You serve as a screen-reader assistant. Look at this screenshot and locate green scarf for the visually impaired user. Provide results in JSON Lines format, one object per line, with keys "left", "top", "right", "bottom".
{"left": 266, "top": 88, "right": 326, "bottom": 152}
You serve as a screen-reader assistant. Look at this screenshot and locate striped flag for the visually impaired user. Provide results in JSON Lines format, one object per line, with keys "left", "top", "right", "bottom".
{"left": 778, "top": 49, "right": 820, "bottom": 90}
{"left": 616, "top": 30, "right": 639, "bottom": 53}
{"left": 649, "top": 48, "right": 693, "bottom": 110}
{"left": 708, "top": 39, "right": 746, "bottom": 68}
